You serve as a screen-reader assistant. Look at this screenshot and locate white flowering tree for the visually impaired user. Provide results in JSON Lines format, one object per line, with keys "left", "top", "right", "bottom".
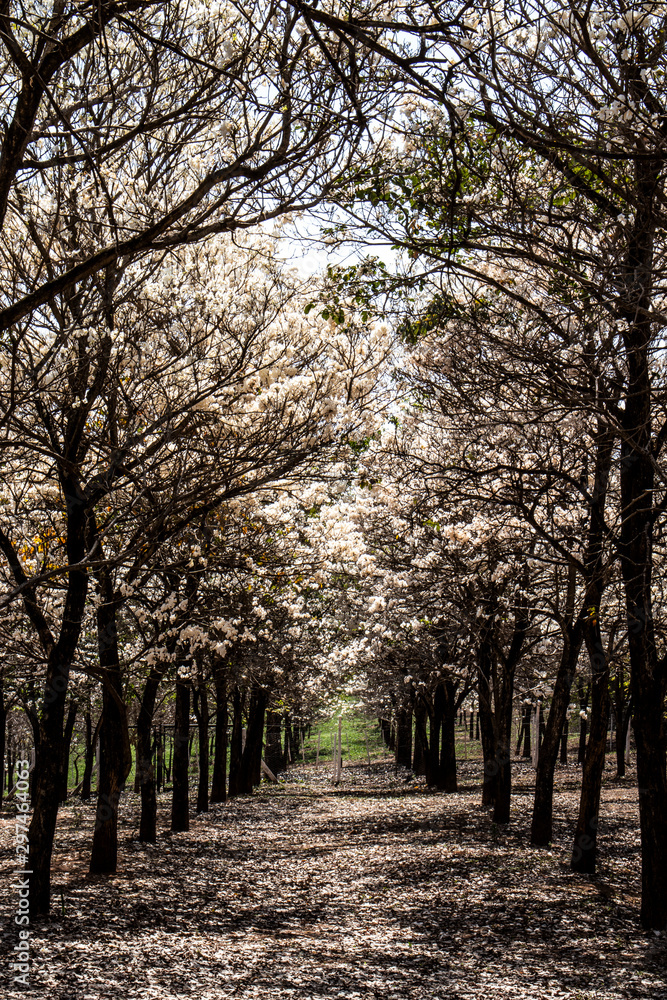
{"left": 287, "top": 0, "right": 667, "bottom": 928}
{"left": 0, "top": 225, "right": 390, "bottom": 913}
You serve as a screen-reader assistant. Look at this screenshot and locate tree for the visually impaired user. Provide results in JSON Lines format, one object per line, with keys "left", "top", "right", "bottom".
{"left": 297, "top": 0, "right": 667, "bottom": 928}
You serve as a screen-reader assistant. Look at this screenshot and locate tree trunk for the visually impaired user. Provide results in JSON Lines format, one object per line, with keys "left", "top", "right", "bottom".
{"left": 210, "top": 664, "right": 228, "bottom": 804}
{"left": 265, "top": 710, "right": 284, "bottom": 776}
{"left": 616, "top": 700, "right": 632, "bottom": 779}
{"left": 531, "top": 630, "right": 581, "bottom": 845}
{"left": 571, "top": 625, "right": 609, "bottom": 874}
{"left": 171, "top": 679, "right": 190, "bottom": 832}
{"left": 60, "top": 699, "right": 78, "bottom": 802}
{"left": 0, "top": 675, "right": 6, "bottom": 809}
{"left": 81, "top": 707, "right": 101, "bottom": 801}
{"left": 394, "top": 706, "right": 413, "bottom": 769}
{"left": 90, "top": 594, "right": 132, "bottom": 874}
{"left": 238, "top": 687, "right": 266, "bottom": 794}
{"left": 28, "top": 655, "right": 78, "bottom": 916}
{"left": 227, "top": 687, "right": 244, "bottom": 799}
{"left": 560, "top": 718, "right": 569, "bottom": 765}
{"left": 194, "top": 681, "right": 209, "bottom": 813}
{"left": 522, "top": 704, "right": 532, "bottom": 758}
{"left": 492, "top": 672, "right": 515, "bottom": 825}
{"left": 477, "top": 638, "right": 497, "bottom": 807}
{"left": 426, "top": 686, "right": 443, "bottom": 787}
{"left": 440, "top": 679, "right": 458, "bottom": 792}
{"left": 412, "top": 701, "right": 427, "bottom": 776}
{"left": 137, "top": 668, "right": 164, "bottom": 842}
{"left": 156, "top": 723, "right": 164, "bottom": 792}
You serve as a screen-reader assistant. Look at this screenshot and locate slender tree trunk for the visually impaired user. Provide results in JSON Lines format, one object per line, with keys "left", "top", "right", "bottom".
{"left": 532, "top": 629, "right": 581, "bottom": 845}
{"left": 578, "top": 679, "right": 590, "bottom": 764}
{"left": 60, "top": 699, "right": 78, "bottom": 803}
{"left": 413, "top": 701, "right": 427, "bottom": 776}
{"left": 616, "top": 700, "right": 632, "bottom": 779}
{"left": 426, "top": 686, "right": 443, "bottom": 787}
{"left": 560, "top": 718, "right": 569, "bottom": 765}
{"left": 394, "top": 706, "right": 413, "bottom": 769}
{"left": 492, "top": 671, "right": 516, "bottom": 824}
{"left": 265, "top": 710, "right": 284, "bottom": 775}
{"left": 81, "top": 707, "right": 101, "bottom": 801}
{"left": 0, "top": 676, "right": 6, "bottom": 809}
{"left": 24, "top": 484, "right": 89, "bottom": 916}
{"left": 516, "top": 704, "right": 528, "bottom": 756}
{"left": 477, "top": 638, "right": 497, "bottom": 807}
{"left": 238, "top": 687, "right": 266, "bottom": 794}
{"left": 615, "top": 176, "right": 667, "bottom": 928}
{"left": 440, "top": 679, "right": 458, "bottom": 792}
{"left": 210, "top": 663, "right": 228, "bottom": 804}
{"left": 522, "top": 704, "right": 532, "bottom": 758}
{"left": 227, "top": 687, "right": 244, "bottom": 799}
{"left": 571, "top": 624, "right": 610, "bottom": 875}
{"left": 90, "top": 592, "right": 132, "bottom": 874}
{"left": 137, "top": 668, "right": 164, "bottom": 842}
{"left": 156, "top": 724, "right": 164, "bottom": 792}
{"left": 171, "top": 679, "right": 190, "bottom": 832}
{"left": 195, "top": 681, "right": 209, "bottom": 813}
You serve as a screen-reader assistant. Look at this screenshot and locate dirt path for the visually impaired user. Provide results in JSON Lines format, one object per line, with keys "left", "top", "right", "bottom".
{"left": 1, "top": 759, "right": 666, "bottom": 998}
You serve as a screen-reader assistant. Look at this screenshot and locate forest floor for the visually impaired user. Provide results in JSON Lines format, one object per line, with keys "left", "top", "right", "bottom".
{"left": 0, "top": 758, "right": 666, "bottom": 999}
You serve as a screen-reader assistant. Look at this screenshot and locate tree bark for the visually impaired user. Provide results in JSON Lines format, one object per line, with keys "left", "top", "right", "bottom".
{"left": 265, "top": 710, "right": 284, "bottom": 776}
{"left": 137, "top": 667, "right": 165, "bottom": 842}
{"left": 60, "top": 699, "right": 78, "bottom": 803}
{"left": 426, "top": 686, "right": 443, "bottom": 787}
{"left": 0, "top": 675, "right": 6, "bottom": 809}
{"left": 577, "top": 679, "right": 590, "bottom": 764}
{"left": 238, "top": 687, "right": 267, "bottom": 794}
{"left": 194, "top": 681, "right": 209, "bottom": 813}
{"left": 532, "top": 629, "right": 581, "bottom": 844}
{"left": 440, "top": 678, "right": 458, "bottom": 792}
{"left": 227, "top": 687, "right": 244, "bottom": 799}
{"left": 171, "top": 679, "right": 190, "bottom": 832}
{"left": 571, "top": 623, "right": 610, "bottom": 875}
{"left": 412, "top": 700, "right": 427, "bottom": 776}
{"left": 81, "top": 707, "right": 101, "bottom": 801}
{"left": 560, "top": 718, "right": 569, "bottom": 766}
{"left": 89, "top": 589, "right": 132, "bottom": 874}
{"left": 27, "top": 485, "right": 88, "bottom": 916}
{"left": 615, "top": 699, "right": 632, "bottom": 779}
{"left": 477, "top": 636, "right": 497, "bottom": 807}
{"left": 210, "top": 662, "right": 228, "bottom": 804}
{"left": 394, "top": 705, "right": 413, "bottom": 769}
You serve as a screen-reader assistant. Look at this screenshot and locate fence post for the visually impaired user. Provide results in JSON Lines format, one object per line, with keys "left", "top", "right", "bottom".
{"left": 335, "top": 717, "right": 342, "bottom": 783}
